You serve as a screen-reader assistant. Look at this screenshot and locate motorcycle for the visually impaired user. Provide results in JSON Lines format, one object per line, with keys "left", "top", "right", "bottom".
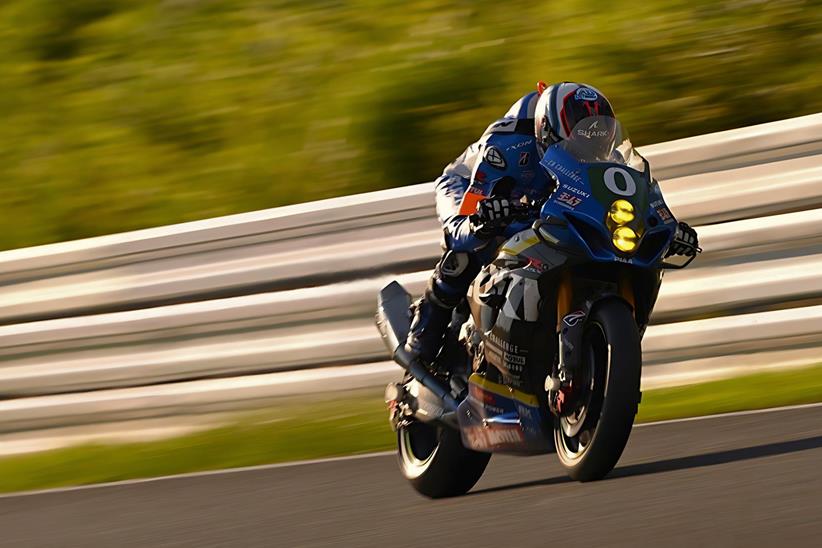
{"left": 375, "top": 115, "right": 700, "bottom": 498}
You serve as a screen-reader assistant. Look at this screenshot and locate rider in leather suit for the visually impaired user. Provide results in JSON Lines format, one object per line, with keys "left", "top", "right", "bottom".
{"left": 405, "top": 82, "right": 699, "bottom": 366}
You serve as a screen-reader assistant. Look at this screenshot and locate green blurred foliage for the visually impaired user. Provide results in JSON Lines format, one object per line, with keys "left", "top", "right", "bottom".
{"left": 0, "top": 0, "right": 820, "bottom": 249}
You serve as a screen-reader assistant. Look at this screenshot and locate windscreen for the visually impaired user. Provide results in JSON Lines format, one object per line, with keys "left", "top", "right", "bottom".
{"left": 556, "top": 115, "right": 647, "bottom": 173}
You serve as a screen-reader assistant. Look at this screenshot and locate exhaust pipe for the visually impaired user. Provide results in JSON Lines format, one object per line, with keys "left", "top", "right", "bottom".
{"left": 376, "top": 281, "right": 459, "bottom": 413}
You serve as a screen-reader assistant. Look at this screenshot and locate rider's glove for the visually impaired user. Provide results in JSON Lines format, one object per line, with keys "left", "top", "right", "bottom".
{"left": 667, "top": 222, "right": 699, "bottom": 257}
{"left": 469, "top": 198, "right": 513, "bottom": 239}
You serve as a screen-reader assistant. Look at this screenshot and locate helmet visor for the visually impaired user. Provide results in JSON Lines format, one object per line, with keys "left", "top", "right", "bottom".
{"left": 559, "top": 88, "right": 615, "bottom": 137}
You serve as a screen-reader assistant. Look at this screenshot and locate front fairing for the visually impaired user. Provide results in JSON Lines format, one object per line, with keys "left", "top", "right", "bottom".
{"left": 537, "top": 142, "right": 677, "bottom": 267}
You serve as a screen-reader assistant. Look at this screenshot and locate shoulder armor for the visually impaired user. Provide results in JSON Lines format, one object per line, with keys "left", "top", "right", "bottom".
{"left": 504, "top": 91, "right": 540, "bottom": 119}
{"left": 483, "top": 117, "right": 534, "bottom": 136}
{"left": 482, "top": 92, "right": 539, "bottom": 137}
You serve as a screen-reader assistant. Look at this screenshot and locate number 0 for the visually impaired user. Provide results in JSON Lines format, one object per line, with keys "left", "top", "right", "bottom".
{"left": 603, "top": 167, "right": 636, "bottom": 196}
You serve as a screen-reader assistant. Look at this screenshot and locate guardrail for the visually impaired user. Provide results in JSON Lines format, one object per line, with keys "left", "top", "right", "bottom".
{"left": 0, "top": 114, "right": 819, "bottom": 437}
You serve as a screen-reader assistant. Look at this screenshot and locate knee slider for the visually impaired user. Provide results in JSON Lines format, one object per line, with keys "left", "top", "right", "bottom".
{"left": 429, "top": 251, "right": 472, "bottom": 309}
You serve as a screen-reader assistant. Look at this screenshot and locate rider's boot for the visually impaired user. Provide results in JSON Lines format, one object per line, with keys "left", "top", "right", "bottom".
{"left": 404, "top": 291, "right": 454, "bottom": 367}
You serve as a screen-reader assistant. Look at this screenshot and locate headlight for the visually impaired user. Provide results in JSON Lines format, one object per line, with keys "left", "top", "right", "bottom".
{"left": 612, "top": 226, "right": 638, "bottom": 253}
{"left": 609, "top": 200, "right": 635, "bottom": 225}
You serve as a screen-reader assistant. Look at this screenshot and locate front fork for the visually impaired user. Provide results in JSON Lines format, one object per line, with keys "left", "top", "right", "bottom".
{"left": 547, "top": 271, "right": 636, "bottom": 415}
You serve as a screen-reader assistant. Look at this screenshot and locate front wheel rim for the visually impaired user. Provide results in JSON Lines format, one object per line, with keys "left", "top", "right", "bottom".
{"left": 556, "top": 321, "right": 608, "bottom": 463}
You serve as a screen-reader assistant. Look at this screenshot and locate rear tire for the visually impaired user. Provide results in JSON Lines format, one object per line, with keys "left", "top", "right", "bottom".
{"left": 398, "top": 421, "right": 491, "bottom": 498}
{"left": 554, "top": 298, "right": 641, "bottom": 481}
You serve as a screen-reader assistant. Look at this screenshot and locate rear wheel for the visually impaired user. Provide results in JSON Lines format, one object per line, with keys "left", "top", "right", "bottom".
{"left": 554, "top": 298, "right": 641, "bottom": 481}
{"left": 398, "top": 421, "right": 490, "bottom": 498}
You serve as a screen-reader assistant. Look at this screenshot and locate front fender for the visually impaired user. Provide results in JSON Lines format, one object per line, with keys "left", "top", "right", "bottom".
{"left": 557, "top": 292, "right": 636, "bottom": 383}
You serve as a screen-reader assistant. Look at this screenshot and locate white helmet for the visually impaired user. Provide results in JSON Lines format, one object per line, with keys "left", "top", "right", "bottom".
{"left": 534, "top": 82, "right": 615, "bottom": 150}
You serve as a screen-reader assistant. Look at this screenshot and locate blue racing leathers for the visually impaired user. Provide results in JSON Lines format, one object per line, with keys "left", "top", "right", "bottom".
{"left": 406, "top": 92, "right": 558, "bottom": 364}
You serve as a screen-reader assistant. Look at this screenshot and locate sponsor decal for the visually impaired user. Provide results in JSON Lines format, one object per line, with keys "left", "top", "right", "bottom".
{"left": 458, "top": 185, "right": 488, "bottom": 215}
{"left": 556, "top": 192, "right": 582, "bottom": 208}
{"left": 575, "top": 87, "right": 599, "bottom": 101}
{"left": 486, "top": 427, "right": 524, "bottom": 445}
{"left": 507, "top": 139, "right": 533, "bottom": 151}
{"left": 563, "top": 310, "right": 586, "bottom": 326}
{"left": 561, "top": 184, "right": 591, "bottom": 198}
{"left": 518, "top": 151, "right": 530, "bottom": 166}
{"left": 492, "top": 119, "right": 515, "bottom": 130}
{"left": 650, "top": 199, "right": 665, "bottom": 208}
{"left": 485, "top": 344, "right": 503, "bottom": 367}
{"left": 466, "top": 426, "right": 524, "bottom": 447}
{"left": 504, "top": 352, "right": 526, "bottom": 374}
{"left": 543, "top": 159, "right": 583, "bottom": 184}
{"left": 487, "top": 331, "right": 522, "bottom": 354}
{"left": 516, "top": 404, "right": 535, "bottom": 422}
{"left": 614, "top": 256, "right": 634, "bottom": 264}
{"left": 484, "top": 146, "right": 506, "bottom": 170}
{"left": 525, "top": 257, "right": 548, "bottom": 273}
{"left": 576, "top": 119, "right": 609, "bottom": 139}
{"left": 469, "top": 384, "right": 496, "bottom": 406}
{"left": 475, "top": 170, "right": 487, "bottom": 182}
{"left": 657, "top": 207, "right": 675, "bottom": 223}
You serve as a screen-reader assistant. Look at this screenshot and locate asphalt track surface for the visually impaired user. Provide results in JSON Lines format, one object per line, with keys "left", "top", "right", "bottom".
{"left": 0, "top": 405, "right": 820, "bottom": 547}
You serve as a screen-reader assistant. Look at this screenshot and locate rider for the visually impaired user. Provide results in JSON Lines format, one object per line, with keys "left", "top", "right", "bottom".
{"left": 404, "top": 81, "right": 699, "bottom": 366}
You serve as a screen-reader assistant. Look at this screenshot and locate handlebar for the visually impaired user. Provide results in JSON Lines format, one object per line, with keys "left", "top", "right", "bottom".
{"left": 506, "top": 196, "right": 700, "bottom": 270}
{"left": 660, "top": 236, "right": 702, "bottom": 270}
{"left": 510, "top": 198, "right": 544, "bottom": 222}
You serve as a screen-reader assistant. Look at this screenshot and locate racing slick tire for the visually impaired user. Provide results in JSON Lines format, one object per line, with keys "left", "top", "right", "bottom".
{"left": 398, "top": 421, "right": 491, "bottom": 498}
{"left": 553, "top": 298, "right": 642, "bottom": 481}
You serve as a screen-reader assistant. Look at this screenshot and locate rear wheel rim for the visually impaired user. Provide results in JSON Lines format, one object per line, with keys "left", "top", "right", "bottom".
{"left": 557, "top": 321, "right": 607, "bottom": 463}
{"left": 399, "top": 422, "right": 439, "bottom": 473}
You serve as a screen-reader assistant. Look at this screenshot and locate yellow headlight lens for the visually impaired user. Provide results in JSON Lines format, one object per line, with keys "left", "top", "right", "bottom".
{"left": 612, "top": 226, "right": 638, "bottom": 253}
{"left": 609, "top": 200, "right": 635, "bottom": 225}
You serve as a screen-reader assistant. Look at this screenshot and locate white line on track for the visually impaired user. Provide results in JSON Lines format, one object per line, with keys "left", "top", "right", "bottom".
{"left": 1, "top": 401, "right": 820, "bottom": 500}
{"left": 636, "top": 401, "right": 822, "bottom": 427}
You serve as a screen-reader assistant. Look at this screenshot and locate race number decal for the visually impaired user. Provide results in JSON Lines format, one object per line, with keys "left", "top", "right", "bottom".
{"left": 603, "top": 167, "right": 636, "bottom": 196}
{"left": 587, "top": 164, "right": 649, "bottom": 214}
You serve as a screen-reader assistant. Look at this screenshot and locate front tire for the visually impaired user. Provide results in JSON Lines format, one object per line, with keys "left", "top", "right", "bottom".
{"left": 398, "top": 421, "right": 491, "bottom": 498}
{"left": 554, "top": 298, "right": 642, "bottom": 481}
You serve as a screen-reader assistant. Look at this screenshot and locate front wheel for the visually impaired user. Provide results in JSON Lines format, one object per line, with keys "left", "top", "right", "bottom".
{"left": 554, "top": 298, "right": 642, "bottom": 481}
{"left": 398, "top": 421, "right": 491, "bottom": 498}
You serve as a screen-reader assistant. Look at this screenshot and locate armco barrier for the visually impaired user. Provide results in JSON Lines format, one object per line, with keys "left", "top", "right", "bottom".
{"left": 0, "top": 114, "right": 819, "bottom": 434}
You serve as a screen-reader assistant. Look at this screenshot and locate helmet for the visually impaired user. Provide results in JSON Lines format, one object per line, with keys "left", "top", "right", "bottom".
{"left": 534, "top": 82, "right": 615, "bottom": 151}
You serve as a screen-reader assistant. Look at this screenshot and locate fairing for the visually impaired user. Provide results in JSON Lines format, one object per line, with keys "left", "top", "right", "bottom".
{"left": 457, "top": 373, "right": 553, "bottom": 454}
{"left": 537, "top": 116, "right": 678, "bottom": 267}
{"left": 458, "top": 116, "right": 675, "bottom": 454}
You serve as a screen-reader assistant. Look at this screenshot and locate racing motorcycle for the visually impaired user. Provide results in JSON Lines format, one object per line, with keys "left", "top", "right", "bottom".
{"left": 376, "top": 115, "right": 700, "bottom": 498}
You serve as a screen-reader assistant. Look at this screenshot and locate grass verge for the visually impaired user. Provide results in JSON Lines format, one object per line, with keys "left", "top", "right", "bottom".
{"left": 0, "top": 364, "right": 820, "bottom": 494}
